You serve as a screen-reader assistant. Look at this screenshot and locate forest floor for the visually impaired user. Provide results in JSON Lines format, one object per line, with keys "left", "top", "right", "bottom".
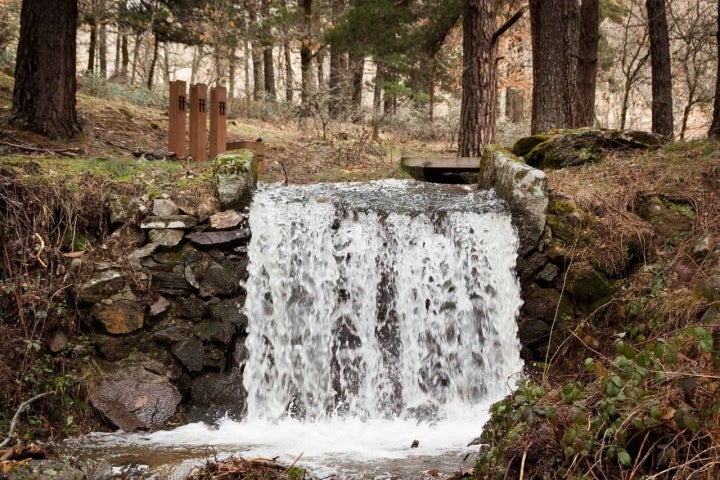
{"left": 1, "top": 71, "right": 720, "bottom": 479}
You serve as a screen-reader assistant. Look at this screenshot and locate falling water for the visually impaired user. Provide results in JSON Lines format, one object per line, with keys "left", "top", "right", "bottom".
{"left": 63, "top": 179, "right": 524, "bottom": 479}
{"left": 243, "top": 179, "right": 523, "bottom": 424}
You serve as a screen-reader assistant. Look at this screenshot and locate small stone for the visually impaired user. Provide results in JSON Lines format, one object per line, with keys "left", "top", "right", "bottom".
{"left": 148, "top": 228, "right": 185, "bottom": 247}
{"left": 49, "top": 330, "right": 69, "bottom": 353}
{"left": 697, "top": 275, "right": 720, "bottom": 301}
{"left": 153, "top": 198, "right": 179, "bottom": 216}
{"left": 536, "top": 263, "right": 560, "bottom": 286}
{"left": 153, "top": 320, "right": 194, "bottom": 344}
{"left": 176, "top": 296, "right": 208, "bottom": 321}
{"left": 92, "top": 300, "right": 145, "bottom": 334}
{"left": 172, "top": 337, "right": 205, "bottom": 372}
{"left": 411, "top": 440, "right": 419, "bottom": 448}
{"left": 692, "top": 234, "right": 713, "bottom": 260}
{"left": 186, "top": 228, "right": 251, "bottom": 248}
{"left": 209, "top": 210, "right": 245, "bottom": 230}
{"left": 195, "top": 320, "right": 237, "bottom": 345}
{"left": 129, "top": 242, "right": 159, "bottom": 260}
{"left": 701, "top": 306, "right": 718, "bottom": 323}
{"left": 141, "top": 215, "right": 198, "bottom": 230}
{"left": 149, "top": 296, "right": 171, "bottom": 316}
{"left": 108, "top": 195, "right": 136, "bottom": 225}
{"left": 197, "top": 198, "right": 219, "bottom": 222}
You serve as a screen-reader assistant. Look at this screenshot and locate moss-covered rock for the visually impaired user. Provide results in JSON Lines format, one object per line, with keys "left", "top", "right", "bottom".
{"left": 512, "top": 134, "right": 549, "bottom": 157}
{"left": 525, "top": 130, "right": 604, "bottom": 169}
{"left": 481, "top": 145, "right": 549, "bottom": 254}
{"left": 566, "top": 262, "right": 613, "bottom": 303}
{"left": 213, "top": 149, "right": 258, "bottom": 210}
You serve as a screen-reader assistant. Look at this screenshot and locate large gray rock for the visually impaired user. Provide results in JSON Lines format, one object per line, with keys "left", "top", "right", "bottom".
{"left": 213, "top": 150, "right": 258, "bottom": 210}
{"left": 480, "top": 146, "right": 549, "bottom": 254}
{"left": 189, "top": 370, "right": 247, "bottom": 421}
{"left": 152, "top": 198, "right": 179, "bottom": 217}
{"left": 89, "top": 378, "right": 181, "bottom": 431}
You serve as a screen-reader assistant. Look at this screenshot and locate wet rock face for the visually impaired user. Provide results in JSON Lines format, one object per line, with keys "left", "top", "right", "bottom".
{"left": 77, "top": 188, "right": 252, "bottom": 424}
{"left": 90, "top": 378, "right": 182, "bottom": 431}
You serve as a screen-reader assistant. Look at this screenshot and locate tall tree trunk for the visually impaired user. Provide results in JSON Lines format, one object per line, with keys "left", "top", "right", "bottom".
{"left": 87, "top": 21, "right": 97, "bottom": 73}
{"left": 317, "top": 48, "right": 325, "bottom": 90}
{"left": 114, "top": 24, "right": 120, "bottom": 76}
{"left": 458, "top": 0, "right": 496, "bottom": 156}
{"left": 121, "top": 30, "right": 129, "bottom": 78}
{"left": 575, "top": 0, "right": 599, "bottom": 127}
{"left": 529, "top": 0, "right": 578, "bottom": 133}
{"left": 261, "top": 0, "right": 276, "bottom": 101}
{"left": 350, "top": 53, "right": 364, "bottom": 114}
{"left": 646, "top": 0, "right": 673, "bottom": 138}
{"left": 429, "top": 55, "right": 436, "bottom": 123}
{"left": 12, "top": 0, "right": 80, "bottom": 139}
{"left": 284, "top": 42, "right": 293, "bottom": 102}
{"left": 131, "top": 31, "right": 141, "bottom": 84}
{"left": 329, "top": 48, "right": 349, "bottom": 118}
{"left": 163, "top": 42, "right": 171, "bottom": 85}
{"left": 299, "top": 0, "right": 316, "bottom": 111}
{"left": 190, "top": 44, "right": 203, "bottom": 85}
{"left": 98, "top": 0, "right": 107, "bottom": 78}
{"left": 264, "top": 47, "right": 276, "bottom": 101}
{"left": 708, "top": 0, "right": 720, "bottom": 139}
{"left": 146, "top": 32, "right": 158, "bottom": 90}
{"left": 252, "top": 43, "right": 264, "bottom": 101}
{"left": 229, "top": 49, "right": 237, "bottom": 100}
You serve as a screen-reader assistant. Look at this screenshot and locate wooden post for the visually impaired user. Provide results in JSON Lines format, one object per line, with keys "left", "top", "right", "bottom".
{"left": 189, "top": 83, "right": 208, "bottom": 161}
{"left": 209, "top": 86, "right": 227, "bottom": 158}
{"left": 168, "top": 80, "right": 187, "bottom": 157}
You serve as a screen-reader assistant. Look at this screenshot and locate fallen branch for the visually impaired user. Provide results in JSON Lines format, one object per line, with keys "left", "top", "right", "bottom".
{"left": 0, "top": 391, "right": 54, "bottom": 448}
{"left": 0, "top": 139, "right": 81, "bottom": 157}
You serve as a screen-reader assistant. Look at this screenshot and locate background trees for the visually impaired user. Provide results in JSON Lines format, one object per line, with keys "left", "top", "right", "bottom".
{"left": 7, "top": 0, "right": 720, "bottom": 145}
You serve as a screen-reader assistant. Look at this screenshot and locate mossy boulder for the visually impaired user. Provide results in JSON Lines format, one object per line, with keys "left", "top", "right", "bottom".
{"left": 566, "top": 262, "right": 613, "bottom": 303}
{"left": 514, "top": 129, "right": 666, "bottom": 170}
{"left": 525, "top": 130, "right": 604, "bottom": 169}
{"left": 512, "top": 134, "right": 549, "bottom": 157}
{"left": 213, "top": 149, "right": 258, "bottom": 210}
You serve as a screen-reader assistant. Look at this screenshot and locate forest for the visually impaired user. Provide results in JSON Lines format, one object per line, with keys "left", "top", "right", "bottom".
{"left": 1, "top": 0, "right": 720, "bottom": 479}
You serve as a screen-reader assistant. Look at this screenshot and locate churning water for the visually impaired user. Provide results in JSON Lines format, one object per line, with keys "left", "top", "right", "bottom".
{"left": 65, "top": 180, "right": 524, "bottom": 479}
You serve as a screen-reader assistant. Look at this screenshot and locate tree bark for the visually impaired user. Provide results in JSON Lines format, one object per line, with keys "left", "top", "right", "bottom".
{"left": 87, "top": 21, "right": 97, "bottom": 73}
{"left": 646, "top": 0, "right": 673, "bottom": 138}
{"left": 98, "top": 0, "right": 107, "bottom": 78}
{"left": 252, "top": 43, "right": 264, "bottom": 101}
{"left": 146, "top": 32, "right": 158, "bottom": 90}
{"left": 329, "top": 48, "right": 349, "bottom": 118}
{"left": 261, "top": 0, "right": 276, "bottom": 101}
{"left": 709, "top": 0, "right": 720, "bottom": 139}
{"left": 300, "top": 0, "right": 316, "bottom": 111}
{"left": 283, "top": 43, "right": 293, "bottom": 102}
{"left": 575, "top": 0, "right": 599, "bottom": 127}
{"left": 350, "top": 53, "right": 364, "bottom": 115}
{"left": 458, "top": 0, "right": 496, "bottom": 156}
{"left": 529, "top": 0, "right": 578, "bottom": 133}
{"left": 264, "top": 47, "right": 276, "bottom": 101}
{"left": 12, "top": 0, "right": 80, "bottom": 139}
{"left": 121, "top": 30, "right": 129, "bottom": 77}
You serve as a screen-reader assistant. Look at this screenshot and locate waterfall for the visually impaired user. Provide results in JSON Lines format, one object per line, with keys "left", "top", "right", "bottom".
{"left": 64, "top": 180, "right": 525, "bottom": 478}
{"left": 243, "top": 180, "right": 523, "bottom": 423}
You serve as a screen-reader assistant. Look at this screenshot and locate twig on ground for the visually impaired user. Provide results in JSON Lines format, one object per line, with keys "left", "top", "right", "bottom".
{"left": 0, "top": 391, "right": 54, "bottom": 448}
